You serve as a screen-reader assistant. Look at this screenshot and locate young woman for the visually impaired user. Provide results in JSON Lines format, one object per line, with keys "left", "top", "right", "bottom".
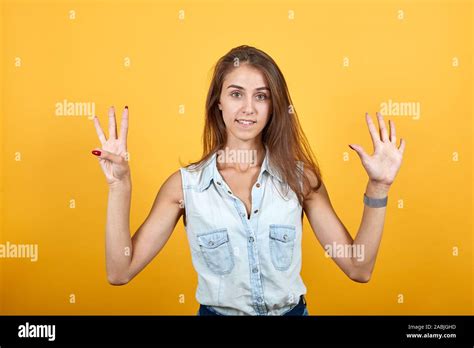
{"left": 91, "top": 45, "right": 406, "bottom": 316}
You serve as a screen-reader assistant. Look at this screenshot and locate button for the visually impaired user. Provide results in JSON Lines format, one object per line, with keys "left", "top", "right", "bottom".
{"left": 257, "top": 297, "right": 263, "bottom": 302}
{"left": 208, "top": 241, "right": 214, "bottom": 246}
{"left": 227, "top": 190, "right": 232, "bottom": 195}
{"left": 256, "top": 183, "right": 261, "bottom": 188}
{"left": 252, "top": 267, "right": 258, "bottom": 273}
{"left": 216, "top": 181, "right": 222, "bottom": 185}
{"left": 283, "top": 234, "right": 288, "bottom": 241}
{"left": 249, "top": 237, "right": 254, "bottom": 243}
{"left": 253, "top": 209, "right": 259, "bottom": 214}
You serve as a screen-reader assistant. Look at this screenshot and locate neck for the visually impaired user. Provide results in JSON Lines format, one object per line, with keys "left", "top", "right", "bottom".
{"left": 217, "top": 140, "right": 266, "bottom": 171}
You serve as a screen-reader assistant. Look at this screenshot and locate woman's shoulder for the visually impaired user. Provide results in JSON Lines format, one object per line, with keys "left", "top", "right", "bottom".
{"left": 161, "top": 169, "right": 184, "bottom": 194}
{"left": 301, "top": 162, "right": 323, "bottom": 197}
{"left": 179, "top": 154, "right": 216, "bottom": 185}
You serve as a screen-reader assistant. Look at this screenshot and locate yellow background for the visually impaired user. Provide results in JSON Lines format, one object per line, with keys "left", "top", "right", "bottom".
{"left": 0, "top": 0, "right": 472, "bottom": 315}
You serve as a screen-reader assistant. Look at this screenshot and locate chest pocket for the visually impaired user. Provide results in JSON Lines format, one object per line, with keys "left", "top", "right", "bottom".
{"left": 269, "top": 224, "right": 296, "bottom": 271}
{"left": 197, "top": 228, "right": 235, "bottom": 275}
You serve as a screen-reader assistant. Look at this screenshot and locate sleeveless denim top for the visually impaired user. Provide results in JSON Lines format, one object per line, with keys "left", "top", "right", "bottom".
{"left": 179, "top": 147, "right": 307, "bottom": 315}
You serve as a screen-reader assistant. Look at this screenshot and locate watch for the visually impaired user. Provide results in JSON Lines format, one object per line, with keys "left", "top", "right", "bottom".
{"left": 363, "top": 193, "right": 388, "bottom": 208}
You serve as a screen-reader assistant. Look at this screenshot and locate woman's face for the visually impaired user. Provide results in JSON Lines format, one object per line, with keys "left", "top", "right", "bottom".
{"left": 218, "top": 64, "right": 272, "bottom": 143}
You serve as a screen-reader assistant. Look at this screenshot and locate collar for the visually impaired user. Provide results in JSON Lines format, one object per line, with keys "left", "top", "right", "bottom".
{"left": 197, "top": 145, "right": 283, "bottom": 192}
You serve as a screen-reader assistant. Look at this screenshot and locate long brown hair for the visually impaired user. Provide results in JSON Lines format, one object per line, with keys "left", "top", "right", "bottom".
{"left": 186, "top": 45, "right": 323, "bottom": 205}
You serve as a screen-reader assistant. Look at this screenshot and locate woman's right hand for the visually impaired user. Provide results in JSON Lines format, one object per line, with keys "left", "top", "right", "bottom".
{"left": 91, "top": 106, "right": 131, "bottom": 187}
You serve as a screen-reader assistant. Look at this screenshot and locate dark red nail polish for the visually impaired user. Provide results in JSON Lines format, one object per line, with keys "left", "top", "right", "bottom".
{"left": 125, "top": 105, "right": 128, "bottom": 109}
{"left": 92, "top": 150, "right": 101, "bottom": 156}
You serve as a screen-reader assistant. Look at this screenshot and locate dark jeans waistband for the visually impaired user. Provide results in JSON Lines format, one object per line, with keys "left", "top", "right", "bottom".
{"left": 198, "top": 295, "right": 307, "bottom": 316}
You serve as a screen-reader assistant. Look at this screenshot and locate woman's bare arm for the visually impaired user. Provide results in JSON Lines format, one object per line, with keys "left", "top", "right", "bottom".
{"left": 106, "top": 170, "right": 183, "bottom": 285}
{"left": 91, "top": 106, "right": 184, "bottom": 285}
{"left": 303, "top": 177, "right": 388, "bottom": 283}
{"left": 303, "top": 112, "right": 405, "bottom": 283}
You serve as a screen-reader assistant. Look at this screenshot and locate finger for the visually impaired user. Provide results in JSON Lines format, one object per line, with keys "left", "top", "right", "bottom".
{"left": 398, "top": 138, "right": 406, "bottom": 155}
{"left": 119, "top": 106, "right": 129, "bottom": 147}
{"left": 92, "top": 148, "right": 124, "bottom": 164}
{"left": 98, "top": 158, "right": 108, "bottom": 173}
{"left": 93, "top": 116, "right": 107, "bottom": 146}
{"left": 376, "top": 112, "right": 389, "bottom": 142}
{"left": 108, "top": 106, "right": 117, "bottom": 139}
{"left": 389, "top": 119, "right": 397, "bottom": 144}
{"left": 348, "top": 144, "right": 369, "bottom": 163}
{"left": 365, "top": 112, "right": 381, "bottom": 148}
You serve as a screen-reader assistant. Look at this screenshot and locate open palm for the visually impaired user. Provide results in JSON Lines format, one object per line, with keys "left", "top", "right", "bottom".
{"left": 349, "top": 112, "right": 406, "bottom": 187}
{"left": 92, "top": 106, "right": 130, "bottom": 186}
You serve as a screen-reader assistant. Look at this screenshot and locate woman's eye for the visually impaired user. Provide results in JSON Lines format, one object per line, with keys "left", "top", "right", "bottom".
{"left": 230, "top": 91, "right": 242, "bottom": 98}
{"left": 230, "top": 91, "right": 268, "bottom": 100}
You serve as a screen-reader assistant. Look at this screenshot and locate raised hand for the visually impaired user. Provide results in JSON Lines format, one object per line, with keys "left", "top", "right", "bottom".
{"left": 91, "top": 106, "right": 131, "bottom": 187}
{"left": 348, "top": 112, "right": 406, "bottom": 188}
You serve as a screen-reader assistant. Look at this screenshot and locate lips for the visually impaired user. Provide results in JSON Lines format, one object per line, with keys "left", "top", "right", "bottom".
{"left": 235, "top": 119, "right": 256, "bottom": 125}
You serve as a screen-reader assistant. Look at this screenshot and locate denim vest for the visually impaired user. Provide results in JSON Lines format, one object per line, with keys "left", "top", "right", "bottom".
{"left": 179, "top": 147, "right": 306, "bottom": 315}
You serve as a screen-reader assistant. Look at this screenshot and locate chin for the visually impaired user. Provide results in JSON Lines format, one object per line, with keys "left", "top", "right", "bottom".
{"left": 232, "top": 130, "right": 261, "bottom": 141}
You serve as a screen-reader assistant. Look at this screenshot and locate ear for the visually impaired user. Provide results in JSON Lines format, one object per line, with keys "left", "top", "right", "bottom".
{"left": 218, "top": 103, "right": 222, "bottom": 111}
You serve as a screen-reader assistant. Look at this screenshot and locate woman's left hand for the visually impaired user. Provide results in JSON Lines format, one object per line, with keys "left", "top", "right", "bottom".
{"left": 348, "top": 112, "right": 406, "bottom": 189}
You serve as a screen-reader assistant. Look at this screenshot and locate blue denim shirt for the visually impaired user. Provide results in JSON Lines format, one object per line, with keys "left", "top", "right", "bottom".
{"left": 179, "top": 147, "right": 306, "bottom": 315}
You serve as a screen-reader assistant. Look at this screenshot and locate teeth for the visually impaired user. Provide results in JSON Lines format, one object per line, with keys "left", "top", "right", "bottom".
{"left": 237, "top": 120, "right": 255, "bottom": 125}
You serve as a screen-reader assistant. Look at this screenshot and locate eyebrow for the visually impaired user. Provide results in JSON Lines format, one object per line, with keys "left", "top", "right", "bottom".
{"left": 226, "top": 84, "right": 271, "bottom": 92}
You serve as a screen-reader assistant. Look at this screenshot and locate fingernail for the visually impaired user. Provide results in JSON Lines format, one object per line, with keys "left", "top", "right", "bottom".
{"left": 348, "top": 144, "right": 354, "bottom": 149}
{"left": 125, "top": 105, "right": 128, "bottom": 109}
{"left": 92, "top": 150, "right": 101, "bottom": 156}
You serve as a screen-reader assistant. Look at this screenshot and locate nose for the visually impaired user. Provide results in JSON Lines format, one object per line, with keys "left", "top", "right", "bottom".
{"left": 242, "top": 96, "right": 256, "bottom": 115}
